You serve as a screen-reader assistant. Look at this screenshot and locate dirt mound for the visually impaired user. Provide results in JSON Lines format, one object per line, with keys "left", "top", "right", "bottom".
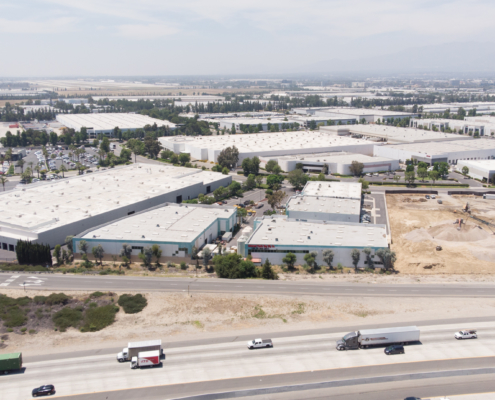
{"left": 427, "top": 224, "right": 489, "bottom": 242}
{"left": 404, "top": 228, "right": 431, "bottom": 242}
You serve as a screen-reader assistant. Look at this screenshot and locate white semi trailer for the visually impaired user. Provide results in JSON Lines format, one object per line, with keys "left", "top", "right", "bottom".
{"left": 117, "top": 340, "right": 163, "bottom": 362}
{"left": 336, "top": 326, "right": 420, "bottom": 350}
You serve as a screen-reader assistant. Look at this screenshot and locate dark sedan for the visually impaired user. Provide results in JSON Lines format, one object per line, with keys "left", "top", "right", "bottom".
{"left": 32, "top": 385, "right": 55, "bottom": 397}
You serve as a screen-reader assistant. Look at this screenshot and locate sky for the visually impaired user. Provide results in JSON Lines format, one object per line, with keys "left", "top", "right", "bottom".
{"left": 1, "top": 0, "right": 495, "bottom": 77}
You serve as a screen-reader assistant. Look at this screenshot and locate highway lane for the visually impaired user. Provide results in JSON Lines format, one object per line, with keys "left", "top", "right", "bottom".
{"left": 3, "top": 272, "right": 495, "bottom": 298}
{"left": 5, "top": 321, "right": 495, "bottom": 400}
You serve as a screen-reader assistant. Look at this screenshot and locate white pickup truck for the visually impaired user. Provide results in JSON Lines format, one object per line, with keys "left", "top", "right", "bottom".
{"left": 247, "top": 338, "right": 273, "bottom": 349}
{"left": 454, "top": 330, "right": 477, "bottom": 340}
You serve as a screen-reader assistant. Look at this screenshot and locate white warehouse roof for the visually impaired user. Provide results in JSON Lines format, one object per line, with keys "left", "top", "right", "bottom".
{"left": 56, "top": 113, "right": 176, "bottom": 133}
{"left": 286, "top": 195, "right": 361, "bottom": 216}
{"left": 302, "top": 181, "right": 362, "bottom": 200}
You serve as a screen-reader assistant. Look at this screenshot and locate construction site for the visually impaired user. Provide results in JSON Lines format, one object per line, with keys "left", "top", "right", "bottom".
{"left": 387, "top": 194, "right": 495, "bottom": 274}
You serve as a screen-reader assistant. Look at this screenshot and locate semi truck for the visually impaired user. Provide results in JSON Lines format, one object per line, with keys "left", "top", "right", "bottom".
{"left": 336, "top": 326, "right": 420, "bottom": 350}
{"left": 117, "top": 340, "right": 163, "bottom": 362}
{"left": 130, "top": 350, "right": 161, "bottom": 369}
{"left": 0, "top": 352, "right": 22, "bottom": 374}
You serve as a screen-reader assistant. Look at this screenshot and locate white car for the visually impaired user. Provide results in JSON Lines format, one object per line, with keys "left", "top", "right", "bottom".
{"left": 455, "top": 330, "right": 477, "bottom": 340}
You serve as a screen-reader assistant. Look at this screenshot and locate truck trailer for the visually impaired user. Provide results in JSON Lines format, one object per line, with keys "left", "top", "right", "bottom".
{"left": 0, "top": 352, "right": 22, "bottom": 374}
{"left": 130, "top": 350, "right": 161, "bottom": 369}
{"left": 336, "top": 326, "right": 420, "bottom": 350}
{"left": 117, "top": 340, "right": 163, "bottom": 362}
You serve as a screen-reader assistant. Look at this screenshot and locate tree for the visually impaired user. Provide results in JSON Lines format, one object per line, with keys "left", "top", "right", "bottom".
{"left": 212, "top": 253, "right": 257, "bottom": 279}
{"left": 53, "top": 245, "right": 62, "bottom": 265}
{"left": 170, "top": 154, "right": 179, "bottom": 164}
{"left": 462, "top": 166, "right": 469, "bottom": 175}
{"left": 34, "top": 165, "right": 40, "bottom": 178}
{"left": 287, "top": 169, "right": 309, "bottom": 190}
{"left": 59, "top": 164, "right": 67, "bottom": 178}
{"left": 349, "top": 161, "right": 364, "bottom": 176}
{"left": 92, "top": 245, "right": 104, "bottom": 265}
{"left": 22, "top": 169, "right": 32, "bottom": 183}
{"left": 217, "top": 146, "right": 239, "bottom": 169}
{"left": 417, "top": 167, "right": 428, "bottom": 182}
{"left": 120, "top": 244, "right": 132, "bottom": 266}
{"left": 322, "top": 249, "right": 334, "bottom": 270}
{"left": 282, "top": 252, "right": 297, "bottom": 270}
{"left": 393, "top": 175, "right": 401, "bottom": 184}
{"left": 404, "top": 171, "right": 416, "bottom": 186}
{"left": 433, "top": 161, "right": 449, "bottom": 177}
{"left": 267, "top": 190, "right": 286, "bottom": 210}
{"left": 266, "top": 174, "right": 284, "bottom": 189}
{"left": 178, "top": 153, "right": 191, "bottom": 166}
{"left": 50, "top": 132, "right": 58, "bottom": 146}
{"left": 100, "top": 137, "right": 111, "bottom": 153}
{"left": 244, "top": 174, "right": 256, "bottom": 190}
{"left": 255, "top": 175, "right": 263, "bottom": 187}
{"left": 417, "top": 161, "right": 428, "bottom": 170}
{"left": 228, "top": 181, "right": 242, "bottom": 197}
{"left": 261, "top": 259, "right": 278, "bottom": 280}
{"left": 358, "top": 178, "right": 369, "bottom": 190}
{"left": 362, "top": 247, "right": 373, "bottom": 269}
{"left": 321, "top": 164, "right": 329, "bottom": 175}
{"left": 375, "top": 248, "right": 397, "bottom": 270}
{"left": 304, "top": 252, "right": 317, "bottom": 273}
{"left": 139, "top": 246, "right": 153, "bottom": 268}
{"left": 16, "top": 158, "right": 25, "bottom": 174}
{"left": 213, "top": 186, "right": 227, "bottom": 201}
{"left": 151, "top": 244, "right": 162, "bottom": 266}
{"left": 236, "top": 207, "right": 247, "bottom": 225}
{"left": 78, "top": 240, "right": 88, "bottom": 255}
{"left": 295, "top": 163, "right": 304, "bottom": 170}
{"left": 203, "top": 247, "right": 212, "bottom": 271}
{"left": 351, "top": 249, "right": 360, "bottom": 270}
{"left": 222, "top": 167, "right": 229, "bottom": 175}
{"left": 0, "top": 175, "right": 8, "bottom": 191}
{"left": 265, "top": 160, "right": 279, "bottom": 173}
{"left": 405, "top": 164, "right": 415, "bottom": 173}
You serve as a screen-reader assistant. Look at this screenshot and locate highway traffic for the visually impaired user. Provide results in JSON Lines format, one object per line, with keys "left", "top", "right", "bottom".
{"left": 4, "top": 320, "right": 495, "bottom": 400}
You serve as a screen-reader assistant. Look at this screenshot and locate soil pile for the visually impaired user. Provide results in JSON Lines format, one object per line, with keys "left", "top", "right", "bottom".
{"left": 428, "top": 223, "right": 489, "bottom": 242}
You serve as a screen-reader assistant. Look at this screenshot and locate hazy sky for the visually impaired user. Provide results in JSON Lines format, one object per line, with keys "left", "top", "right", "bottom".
{"left": 1, "top": 0, "right": 494, "bottom": 77}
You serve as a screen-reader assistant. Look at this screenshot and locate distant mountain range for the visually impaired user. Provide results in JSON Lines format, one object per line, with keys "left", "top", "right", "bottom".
{"left": 302, "top": 42, "right": 495, "bottom": 75}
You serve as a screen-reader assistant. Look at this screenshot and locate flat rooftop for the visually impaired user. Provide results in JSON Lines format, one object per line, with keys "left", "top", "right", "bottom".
{"left": 293, "top": 107, "right": 415, "bottom": 117}
{"left": 322, "top": 125, "right": 469, "bottom": 143}
{"left": 277, "top": 152, "right": 394, "bottom": 164}
{"left": 377, "top": 139, "right": 495, "bottom": 156}
{"left": 248, "top": 217, "right": 387, "bottom": 248}
{"left": 160, "top": 132, "right": 373, "bottom": 154}
{"left": 0, "top": 165, "right": 227, "bottom": 234}
{"left": 286, "top": 195, "right": 361, "bottom": 216}
{"left": 302, "top": 181, "right": 362, "bottom": 200}
{"left": 457, "top": 159, "right": 495, "bottom": 169}
{"left": 56, "top": 113, "right": 176, "bottom": 131}
{"left": 81, "top": 203, "right": 236, "bottom": 242}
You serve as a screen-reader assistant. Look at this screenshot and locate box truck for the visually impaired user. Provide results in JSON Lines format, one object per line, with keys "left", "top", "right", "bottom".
{"left": 130, "top": 350, "right": 161, "bottom": 369}
{"left": 117, "top": 340, "right": 162, "bottom": 362}
{"left": 336, "top": 326, "right": 420, "bottom": 350}
{"left": 0, "top": 352, "right": 22, "bottom": 374}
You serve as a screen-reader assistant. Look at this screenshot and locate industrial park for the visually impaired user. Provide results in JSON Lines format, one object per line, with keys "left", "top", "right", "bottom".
{"left": 3, "top": 0, "right": 495, "bottom": 399}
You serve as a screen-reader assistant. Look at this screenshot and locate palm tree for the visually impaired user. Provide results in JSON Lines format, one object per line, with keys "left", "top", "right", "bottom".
{"left": 28, "top": 162, "right": 34, "bottom": 176}
{"left": 60, "top": 164, "right": 67, "bottom": 178}
{"left": 0, "top": 175, "right": 8, "bottom": 191}
{"left": 34, "top": 165, "right": 40, "bottom": 178}
{"left": 16, "top": 158, "right": 25, "bottom": 173}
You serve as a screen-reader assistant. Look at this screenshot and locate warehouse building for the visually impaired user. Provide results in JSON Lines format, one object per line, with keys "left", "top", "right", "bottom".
{"left": 374, "top": 139, "right": 495, "bottom": 165}
{"left": 159, "top": 132, "right": 375, "bottom": 165}
{"left": 410, "top": 118, "right": 495, "bottom": 136}
{"left": 414, "top": 102, "right": 495, "bottom": 115}
{"left": 456, "top": 160, "right": 495, "bottom": 182}
{"left": 214, "top": 117, "right": 296, "bottom": 132}
{"left": 0, "top": 165, "right": 231, "bottom": 250}
{"left": 302, "top": 181, "right": 362, "bottom": 200}
{"left": 292, "top": 107, "right": 417, "bottom": 123}
{"left": 238, "top": 216, "right": 388, "bottom": 268}
{"left": 73, "top": 203, "right": 236, "bottom": 262}
{"left": 286, "top": 196, "right": 361, "bottom": 223}
{"left": 56, "top": 113, "right": 176, "bottom": 137}
{"left": 261, "top": 152, "right": 399, "bottom": 173}
{"left": 320, "top": 125, "right": 469, "bottom": 144}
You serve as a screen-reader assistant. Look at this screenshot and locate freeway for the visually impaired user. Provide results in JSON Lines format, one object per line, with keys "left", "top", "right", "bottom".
{"left": 2, "top": 273, "right": 495, "bottom": 298}
{"left": 5, "top": 320, "right": 495, "bottom": 400}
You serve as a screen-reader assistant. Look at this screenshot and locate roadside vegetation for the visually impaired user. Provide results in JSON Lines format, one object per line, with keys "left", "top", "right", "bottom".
{"left": 0, "top": 292, "right": 148, "bottom": 335}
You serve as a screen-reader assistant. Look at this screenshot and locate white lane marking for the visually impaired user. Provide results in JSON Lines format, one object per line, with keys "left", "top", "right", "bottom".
{"left": 0, "top": 283, "right": 9, "bottom": 286}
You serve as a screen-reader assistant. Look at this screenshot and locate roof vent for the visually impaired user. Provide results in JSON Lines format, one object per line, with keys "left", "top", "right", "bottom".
{"left": 308, "top": 236, "right": 311, "bottom": 239}
{"left": 156, "top": 224, "right": 160, "bottom": 227}
{"left": 142, "top": 235, "right": 145, "bottom": 238}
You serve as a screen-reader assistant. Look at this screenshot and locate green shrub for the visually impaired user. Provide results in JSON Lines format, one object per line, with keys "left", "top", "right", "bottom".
{"left": 7, "top": 328, "right": 13, "bottom": 333}
{"left": 45, "top": 293, "right": 70, "bottom": 306}
{"left": 81, "top": 304, "right": 118, "bottom": 332}
{"left": 118, "top": 294, "right": 148, "bottom": 314}
{"left": 180, "top": 262, "right": 187, "bottom": 270}
{"left": 20, "top": 327, "right": 27, "bottom": 333}
{"left": 35, "top": 308, "right": 43, "bottom": 319}
{"left": 52, "top": 307, "right": 83, "bottom": 332}
{"left": 0, "top": 294, "right": 31, "bottom": 327}
{"left": 89, "top": 302, "right": 98, "bottom": 308}
{"left": 33, "top": 296, "right": 47, "bottom": 304}
{"left": 90, "top": 291, "right": 105, "bottom": 298}
{"left": 0, "top": 264, "right": 46, "bottom": 272}
{"left": 29, "top": 329, "right": 36, "bottom": 334}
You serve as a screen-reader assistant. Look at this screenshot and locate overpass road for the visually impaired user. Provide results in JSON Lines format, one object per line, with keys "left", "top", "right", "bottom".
{"left": 2, "top": 273, "right": 495, "bottom": 298}
{"left": 5, "top": 320, "right": 495, "bottom": 400}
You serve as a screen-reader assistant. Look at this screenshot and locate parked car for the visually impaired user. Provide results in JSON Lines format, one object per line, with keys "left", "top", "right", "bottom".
{"left": 384, "top": 345, "right": 404, "bottom": 355}
{"left": 32, "top": 385, "right": 55, "bottom": 397}
{"left": 425, "top": 195, "right": 430, "bottom": 199}
{"left": 455, "top": 330, "right": 477, "bottom": 340}
{"left": 431, "top": 195, "right": 436, "bottom": 199}
{"left": 243, "top": 200, "right": 251, "bottom": 205}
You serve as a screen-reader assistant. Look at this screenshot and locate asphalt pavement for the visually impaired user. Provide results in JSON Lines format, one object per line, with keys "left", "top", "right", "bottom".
{"left": 2, "top": 273, "right": 495, "bottom": 298}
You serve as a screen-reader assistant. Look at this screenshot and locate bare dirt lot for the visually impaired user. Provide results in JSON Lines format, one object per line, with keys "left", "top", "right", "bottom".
{"left": 2, "top": 289, "right": 495, "bottom": 357}
{"left": 387, "top": 194, "right": 495, "bottom": 274}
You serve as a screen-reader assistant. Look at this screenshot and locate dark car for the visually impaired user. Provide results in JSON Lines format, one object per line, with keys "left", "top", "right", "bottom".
{"left": 237, "top": 203, "right": 245, "bottom": 208}
{"left": 32, "top": 385, "right": 55, "bottom": 397}
{"left": 243, "top": 200, "right": 251, "bottom": 205}
{"left": 384, "top": 345, "right": 404, "bottom": 355}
